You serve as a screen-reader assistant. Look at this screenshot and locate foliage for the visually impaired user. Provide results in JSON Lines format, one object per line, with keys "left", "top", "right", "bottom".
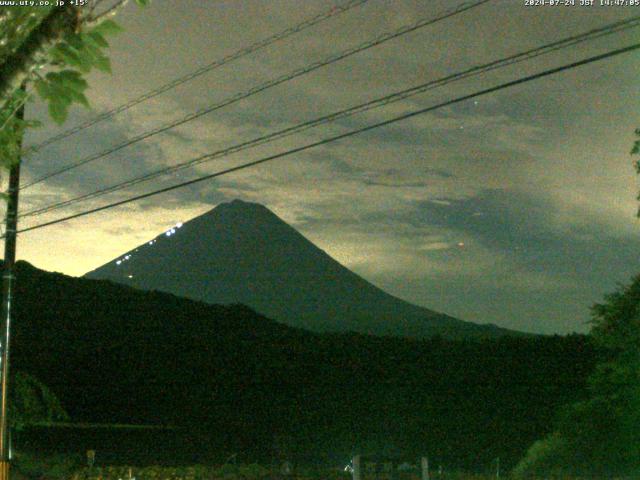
{"left": 512, "top": 433, "right": 570, "bottom": 479}
{"left": 0, "top": 2, "right": 147, "bottom": 170}
{"left": 591, "top": 272, "right": 640, "bottom": 352}
{"left": 0, "top": 8, "right": 55, "bottom": 58}
{"left": 514, "top": 275, "right": 640, "bottom": 478}
{"left": 54, "top": 464, "right": 506, "bottom": 480}
{"left": 9, "top": 370, "right": 68, "bottom": 430}
{"left": 238, "top": 463, "right": 269, "bottom": 479}
{"left": 13, "top": 451, "right": 83, "bottom": 480}
{"left": 72, "top": 465, "right": 272, "bottom": 480}
{"left": 0, "top": 86, "right": 40, "bottom": 172}
{"left": 634, "top": 128, "right": 640, "bottom": 216}
{"left": 8, "top": 372, "right": 73, "bottom": 479}
{"left": 35, "top": 19, "right": 122, "bottom": 124}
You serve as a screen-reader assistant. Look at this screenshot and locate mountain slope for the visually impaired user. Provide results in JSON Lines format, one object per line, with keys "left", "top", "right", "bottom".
{"left": 85, "top": 199, "right": 516, "bottom": 338}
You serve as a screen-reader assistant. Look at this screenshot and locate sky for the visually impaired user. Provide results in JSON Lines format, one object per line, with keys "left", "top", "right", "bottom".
{"left": 10, "top": 0, "right": 640, "bottom": 334}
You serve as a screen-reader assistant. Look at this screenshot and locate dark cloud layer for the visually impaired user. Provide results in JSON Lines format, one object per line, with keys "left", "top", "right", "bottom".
{"left": 402, "top": 190, "right": 640, "bottom": 332}
{"left": 411, "top": 190, "right": 639, "bottom": 278}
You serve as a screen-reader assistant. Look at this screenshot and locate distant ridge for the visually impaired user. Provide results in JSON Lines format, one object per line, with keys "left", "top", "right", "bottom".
{"left": 85, "top": 199, "right": 521, "bottom": 339}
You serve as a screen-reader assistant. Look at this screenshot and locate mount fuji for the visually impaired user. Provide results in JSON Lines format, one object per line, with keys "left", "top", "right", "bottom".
{"left": 84, "top": 200, "right": 518, "bottom": 338}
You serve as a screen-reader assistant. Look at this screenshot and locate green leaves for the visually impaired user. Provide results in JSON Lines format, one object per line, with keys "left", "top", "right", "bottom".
{"left": 50, "top": 30, "right": 113, "bottom": 75}
{"left": 32, "top": 18, "right": 124, "bottom": 125}
{"left": 91, "top": 19, "right": 124, "bottom": 37}
{"left": 0, "top": 88, "right": 35, "bottom": 168}
{"left": 93, "top": 55, "right": 112, "bottom": 74}
{"left": 9, "top": 371, "right": 69, "bottom": 430}
{"left": 34, "top": 70, "right": 90, "bottom": 124}
{"left": 632, "top": 128, "right": 640, "bottom": 158}
{"left": 85, "top": 31, "right": 110, "bottom": 49}
{"left": 0, "top": 0, "right": 148, "bottom": 173}
{"left": 526, "top": 277, "right": 640, "bottom": 477}
{"left": 632, "top": 128, "right": 640, "bottom": 216}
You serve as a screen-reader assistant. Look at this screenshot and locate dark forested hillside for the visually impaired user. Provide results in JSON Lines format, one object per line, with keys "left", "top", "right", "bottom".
{"left": 11, "top": 261, "right": 596, "bottom": 471}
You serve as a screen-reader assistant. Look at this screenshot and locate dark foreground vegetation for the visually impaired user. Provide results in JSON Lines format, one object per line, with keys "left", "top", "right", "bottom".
{"left": 10, "top": 461, "right": 504, "bottom": 480}
{"left": 514, "top": 274, "right": 640, "bottom": 479}
{"left": 9, "top": 261, "right": 597, "bottom": 474}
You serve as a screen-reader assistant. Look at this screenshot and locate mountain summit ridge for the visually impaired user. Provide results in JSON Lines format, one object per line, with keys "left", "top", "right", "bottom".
{"left": 84, "top": 199, "right": 520, "bottom": 338}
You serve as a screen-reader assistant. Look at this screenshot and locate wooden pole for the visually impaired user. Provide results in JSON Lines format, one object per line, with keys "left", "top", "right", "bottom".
{"left": 0, "top": 85, "right": 25, "bottom": 480}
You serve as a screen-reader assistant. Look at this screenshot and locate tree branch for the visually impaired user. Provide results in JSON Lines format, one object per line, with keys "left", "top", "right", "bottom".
{"left": 0, "top": 6, "right": 79, "bottom": 100}
{"left": 0, "top": 90, "right": 31, "bottom": 133}
{"left": 85, "top": 0, "right": 130, "bottom": 26}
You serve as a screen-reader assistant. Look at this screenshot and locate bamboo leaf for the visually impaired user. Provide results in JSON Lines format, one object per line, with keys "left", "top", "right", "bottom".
{"left": 92, "top": 20, "right": 124, "bottom": 37}
{"left": 93, "top": 55, "right": 112, "bottom": 74}
{"left": 90, "top": 31, "right": 109, "bottom": 48}
{"left": 48, "top": 101, "right": 68, "bottom": 125}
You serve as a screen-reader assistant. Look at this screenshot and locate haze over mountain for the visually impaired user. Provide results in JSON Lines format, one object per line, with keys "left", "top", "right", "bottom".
{"left": 85, "top": 200, "right": 518, "bottom": 338}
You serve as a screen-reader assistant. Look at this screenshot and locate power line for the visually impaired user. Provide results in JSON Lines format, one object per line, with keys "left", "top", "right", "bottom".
{"left": 21, "top": 0, "right": 493, "bottom": 190}
{"left": 20, "top": 14, "right": 640, "bottom": 219}
{"left": 24, "top": 0, "right": 370, "bottom": 154}
{"left": 13, "top": 41, "right": 640, "bottom": 237}
{"left": 22, "top": 0, "right": 490, "bottom": 188}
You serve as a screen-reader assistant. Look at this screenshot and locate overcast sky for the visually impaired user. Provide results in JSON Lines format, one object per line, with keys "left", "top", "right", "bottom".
{"left": 13, "top": 0, "right": 640, "bottom": 334}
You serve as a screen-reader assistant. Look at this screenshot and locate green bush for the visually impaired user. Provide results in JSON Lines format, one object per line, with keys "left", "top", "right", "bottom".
{"left": 512, "top": 432, "right": 572, "bottom": 479}
{"left": 13, "top": 451, "right": 83, "bottom": 479}
{"left": 238, "top": 463, "right": 268, "bottom": 479}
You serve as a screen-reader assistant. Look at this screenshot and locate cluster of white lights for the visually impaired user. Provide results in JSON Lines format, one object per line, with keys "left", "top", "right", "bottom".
{"left": 115, "top": 221, "right": 184, "bottom": 266}
{"left": 115, "top": 254, "right": 132, "bottom": 266}
{"left": 164, "top": 221, "right": 183, "bottom": 237}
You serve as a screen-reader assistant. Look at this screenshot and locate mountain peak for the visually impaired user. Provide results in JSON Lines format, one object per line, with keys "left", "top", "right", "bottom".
{"left": 204, "top": 199, "right": 281, "bottom": 223}
{"left": 221, "top": 198, "right": 263, "bottom": 210}
{"left": 85, "top": 201, "right": 520, "bottom": 339}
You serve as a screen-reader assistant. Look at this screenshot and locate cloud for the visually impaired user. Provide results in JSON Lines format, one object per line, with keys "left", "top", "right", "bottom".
{"left": 418, "top": 241, "right": 451, "bottom": 251}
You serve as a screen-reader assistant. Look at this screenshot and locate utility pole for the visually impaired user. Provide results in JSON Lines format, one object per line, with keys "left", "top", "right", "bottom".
{"left": 0, "top": 85, "right": 25, "bottom": 480}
